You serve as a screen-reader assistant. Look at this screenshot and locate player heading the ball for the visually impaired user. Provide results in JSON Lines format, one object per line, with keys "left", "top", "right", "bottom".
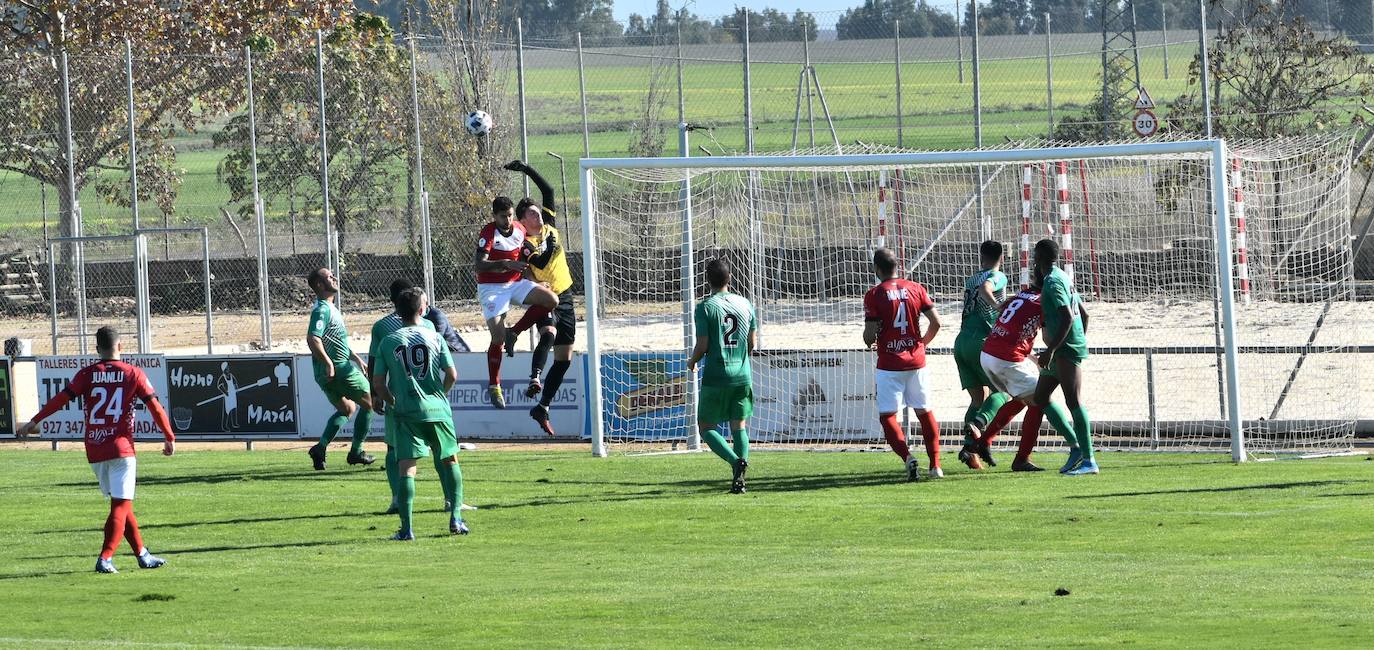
{"left": 473, "top": 196, "right": 558, "bottom": 409}
{"left": 687, "top": 258, "right": 757, "bottom": 494}
{"left": 19, "top": 326, "right": 176, "bottom": 574}
{"left": 863, "top": 248, "right": 943, "bottom": 482}
{"left": 305, "top": 267, "right": 376, "bottom": 471}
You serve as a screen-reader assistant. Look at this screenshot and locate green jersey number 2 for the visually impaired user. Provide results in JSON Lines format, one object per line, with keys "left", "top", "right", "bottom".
{"left": 722, "top": 313, "right": 741, "bottom": 348}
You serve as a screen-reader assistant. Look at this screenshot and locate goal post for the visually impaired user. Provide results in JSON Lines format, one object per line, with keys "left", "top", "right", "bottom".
{"left": 580, "top": 137, "right": 1360, "bottom": 460}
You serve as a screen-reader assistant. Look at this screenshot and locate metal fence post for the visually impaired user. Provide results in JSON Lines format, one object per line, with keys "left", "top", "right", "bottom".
{"left": 894, "top": 19, "right": 903, "bottom": 148}
{"left": 1162, "top": 3, "right": 1170, "bottom": 80}
{"left": 803, "top": 22, "right": 815, "bottom": 148}
{"left": 125, "top": 39, "right": 151, "bottom": 353}
{"left": 246, "top": 46, "right": 271, "bottom": 347}
{"left": 743, "top": 13, "right": 754, "bottom": 154}
{"left": 676, "top": 24, "right": 685, "bottom": 127}
{"left": 315, "top": 31, "right": 337, "bottom": 286}
{"left": 956, "top": 0, "right": 965, "bottom": 83}
{"left": 60, "top": 51, "right": 88, "bottom": 354}
{"left": 1045, "top": 13, "right": 1054, "bottom": 138}
{"left": 972, "top": 1, "right": 987, "bottom": 238}
{"left": 1198, "top": 0, "right": 1213, "bottom": 137}
{"left": 577, "top": 32, "right": 590, "bottom": 159}
{"left": 409, "top": 36, "right": 433, "bottom": 300}
{"left": 516, "top": 18, "right": 530, "bottom": 196}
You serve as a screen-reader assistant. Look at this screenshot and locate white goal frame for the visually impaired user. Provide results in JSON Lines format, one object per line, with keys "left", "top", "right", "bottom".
{"left": 580, "top": 139, "right": 1246, "bottom": 461}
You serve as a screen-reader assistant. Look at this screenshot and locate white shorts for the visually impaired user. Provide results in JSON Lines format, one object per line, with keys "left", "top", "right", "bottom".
{"left": 875, "top": 367, "right": 930, "bottom": 414}
{"left": 91, "top": 456, "right": 137, "bottom": 500}
{"left": 478, "top": 280, "right": 540, "bottom": 321}
{"left": 981, "top": 351, "right": 1040, "bottom": 400}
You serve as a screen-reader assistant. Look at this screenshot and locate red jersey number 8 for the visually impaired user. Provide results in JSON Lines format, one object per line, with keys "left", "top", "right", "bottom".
{"left": 998, "top": 298, "right": 1025, "bottom": 324}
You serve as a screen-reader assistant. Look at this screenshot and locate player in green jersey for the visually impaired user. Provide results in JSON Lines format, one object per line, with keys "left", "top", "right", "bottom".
{"left": 954, "top": 240, "right": 1012, "bottom": 470}
{"left": 687, "top": 259, "right": 757, "bottom": 494}
{"left": 305, "top": 268, "right": 375, "bottom": 471}
{"left": 1030, "top": 239, "right": 1097, "bottom": 475}
{"left": 372, "top": 288, "right": 467, "bottom": 539}
{"left": 370, "top": 279, "right": 438, "bottom": 514}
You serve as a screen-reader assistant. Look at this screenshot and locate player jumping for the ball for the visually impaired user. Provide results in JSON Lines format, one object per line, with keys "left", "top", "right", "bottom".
{"left": 372, "top": 288, "right": 468, "bottom": 538}
{"left": 305, "top": 267, "right": 376, "bottom": 471}
{"left": 474, "top": 196, "right": 558, "bottom": 409}
{"left": 953, "top": 240, "right": 1011, "bottom": 470}
{"left": 967, "top": 276, "right": 1079, "bottom": 472}
{"left": 1031, "top": 238, "right": 1096, "bottom": 474}
{"left": 19, "top": 326, "right": 176, "bottom": 574}
{"left": 863, "top": 248, "right": 943, "bottom": 481}
{"left": 504, "top": 160, "right": 577, "bottom": 435}
{"left": 687, "top": 259, "right": 756, "bottom": 494}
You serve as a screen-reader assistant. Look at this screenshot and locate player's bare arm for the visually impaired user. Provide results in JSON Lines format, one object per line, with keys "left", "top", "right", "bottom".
{"left": 371, "top": 366, "right": 394, "bottom": 407}
{"left": 977, "top": 279, "right": 999, "bottom": 308}
{"left": 687, "top": 335, "right": 709, "bottom": 371}
{"left": 1037, "top": 304, "right": 1076, "bottom": 368}
{"left": 306, "top": 334, "right": 333, "bottom": 381}
{"left": 747, "top": 328, "right": 758, "bottom": 355}
{"left": 473, "top": 247, "right": 526, "bottom": 274}
{"left": 443, "top": 365, "right": 458, "bottom": 393}
{"left": 857, "top": 316, "right": 879, "bottom": 347}
{"left": 920, "top": 306, "right": 941, "bottom": 346}
{"left": 1078, "top": 303, "right": 1089, "bottom": 334}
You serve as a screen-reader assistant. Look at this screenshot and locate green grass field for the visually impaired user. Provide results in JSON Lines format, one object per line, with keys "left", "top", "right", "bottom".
{"left": 1, "top": 448, "right": 1371, "bottom": 648}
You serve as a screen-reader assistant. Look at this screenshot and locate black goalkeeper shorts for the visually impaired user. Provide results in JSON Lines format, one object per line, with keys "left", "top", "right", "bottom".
{"left": 538, "top": 292, "right": 577, "bottom": 346}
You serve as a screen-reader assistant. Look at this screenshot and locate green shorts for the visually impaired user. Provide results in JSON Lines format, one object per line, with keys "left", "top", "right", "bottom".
{"left": 1040, "top": 348, "right": 1087, "bottom": 379}
{"left": 383, "top": 413, "right": 396, "bottom": 447}
{"left": 318, "top": 364, "right": 370, "bottom": 405}
{"left": 698, "top": 383, "right": 753, "bottom": 424}
{"left": 953, "top": 332, "right": 992, "bottom": 390}
{"left": 393, "top": 417, "right": 459, "bottom": 461}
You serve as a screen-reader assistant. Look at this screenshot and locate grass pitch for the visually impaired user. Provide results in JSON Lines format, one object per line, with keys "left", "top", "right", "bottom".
{"left": 0, "top": 447, "right": 1371, "bottom": 648}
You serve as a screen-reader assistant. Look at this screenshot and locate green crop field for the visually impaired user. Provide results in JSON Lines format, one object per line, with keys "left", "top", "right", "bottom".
{"left": 0, "top": 448, "right": 1371, "bottom": 648}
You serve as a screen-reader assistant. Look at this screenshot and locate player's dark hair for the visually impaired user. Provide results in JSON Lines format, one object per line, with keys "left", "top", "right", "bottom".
{"left": 397, "top": 288, "right": 426, "bottom": 320}
{"left": 389, "top": 277, "right": 415, "bottom": 303}
{"left": 515, "top": 197, "right": 540, "bottom": 218}
{"left": 95, "top": 326, "right": 119, "bottom": 352}
{"left": 980, "top": 240, "right": 1004, "bottom": 264}
{"left": 1034, "top": 238, "right": 1060, "bottom": 263}
{"left": 306, "top": 267, "right": 329, "bottom": 290}
{"left": 705, "top": 258, "right": 731, "bottom": 290}
{"left": 872, "top": 247, "right": 898, "bottom": 277}
{"left": 492, "top": 196, "right": 514, "bottom": 215}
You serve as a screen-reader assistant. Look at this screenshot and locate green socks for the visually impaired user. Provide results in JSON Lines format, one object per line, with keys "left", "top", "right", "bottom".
{"left": 973, "top": 392, "right": 1012, "bottom": 427}
{"left": 385, "top": 446, "right": 400, "bottom": 507}
{"left": 732, "top": 428, "right": 749, "bottom": 462}
{"left": 1070, "top": 405, "right": 1094, "bottom": 461}
{"left": 350, "top": 409, "right": 372, "bottom": 454}
{"left": 700, "top": 426, "right": 739, "bottom": 465}
{"left": 1043, "top": 403, "right": 1078, "bottom": 446}
{"left": 397, "top": 475, "right": 415, "bottom": 532}
{"left": 443, "top": 461, "right": 463, "bottom": 519}
{"left": 318, "top": 412, "right": 348, "bottom": 447}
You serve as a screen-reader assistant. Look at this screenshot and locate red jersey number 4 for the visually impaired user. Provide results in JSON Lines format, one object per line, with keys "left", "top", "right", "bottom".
{"left": 864, "top": 279, "right": 933, "bottom": 371}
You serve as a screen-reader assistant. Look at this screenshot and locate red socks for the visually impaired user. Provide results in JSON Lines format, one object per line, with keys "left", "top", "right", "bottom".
{"left": 983, "top": 400, "right": 1028, "bottom": 445}
{"left": 916, "top": 411, "right": 940, "bottom": 469}
{"left": 486, "top": 340, "right": 503, "bottom": 386}
{"left": 509, "top": 306, "right": 551, "bottom": 336}
{"left": 124, "top": 510, "right": 145, "bottom": 555}
{"left": 1015, "top": 406, "right": 1044, "bottom": 465}
{"left": 101, "top": 498, "right": 133, "bottom": 560}
{"left": 879, "top": 413, "right": 910, "bottom": 461}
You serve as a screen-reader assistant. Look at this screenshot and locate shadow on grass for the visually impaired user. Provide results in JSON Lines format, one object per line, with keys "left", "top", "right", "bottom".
{"left": 22, "top": 539, "right": 341, "bottom": 562}
{"left": 46, "top": 465, "right": 384, "bottom": 489}
{"left": 1064, "top": 479, "right": 1357, "bottom": 499}
{"left": 0, "top": 568, "right": 93, "bottom": 581}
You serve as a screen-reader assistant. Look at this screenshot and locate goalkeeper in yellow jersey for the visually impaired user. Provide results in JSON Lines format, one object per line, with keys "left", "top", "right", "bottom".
{"left": 504, "top": 160, "right": 577, "bottom": 436}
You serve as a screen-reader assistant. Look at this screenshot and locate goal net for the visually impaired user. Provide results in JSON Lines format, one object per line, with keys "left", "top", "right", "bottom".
{"left": 580, "top": 136, "right": 1361, "bottom": 459}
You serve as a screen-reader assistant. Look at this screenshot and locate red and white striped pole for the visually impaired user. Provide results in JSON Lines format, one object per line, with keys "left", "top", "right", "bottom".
{"left": 876, "top": 170, "right": 888, "bottom": 249}
{"left": 1020, "top": 164, "right": 1033, "bottom": 288}
{"left": 1054, "top": 161, "right": 1074, "bottom": 281}
{"left": 1230, "top": 158, "right": 1251, "bottom": 305}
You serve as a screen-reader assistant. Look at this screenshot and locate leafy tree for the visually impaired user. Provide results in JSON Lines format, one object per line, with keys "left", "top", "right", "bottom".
{"left": 838, "top": 1, "right": 960, "bottom": 40}
{"left": 1166, "top": 0, "right": 1372, "bottom": 138}
{"left": 0, "top": 0, "right": 351, "bottom": 246}
{"left": 716, "top": 8, "right": 817, "bottom": 43}
{"left": 215, "top": 13, "right": 409, "bottom": 254}
{"left": 1052, "top": 59, "right": 1137, "bottom": 141}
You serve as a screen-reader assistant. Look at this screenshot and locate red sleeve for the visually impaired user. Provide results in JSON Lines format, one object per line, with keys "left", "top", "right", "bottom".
{"left": 916, "top": 283, "right": 934, "bottom": 310}
{"left": 32, "top": 367, "right": 83, "bottom": 423}
{"left": 863, "top": 287, "right": 881, "bottom": 321}
{"left": 476, "top": 223, "right": 496, "bottom": 253}
{"left": 143, "top": 396, "right": 176, "bottom": 442}
{"left": 130, "top": 366, "right": 156, "bottom": 399}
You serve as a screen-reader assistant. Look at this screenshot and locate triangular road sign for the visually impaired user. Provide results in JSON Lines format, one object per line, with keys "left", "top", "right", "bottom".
{"left": 1134, "top": 87, "right": 1155, "bottom": 110}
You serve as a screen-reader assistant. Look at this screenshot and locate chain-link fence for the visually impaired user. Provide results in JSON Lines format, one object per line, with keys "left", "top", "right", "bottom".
{"left": 1, "top": 7, "right": 1371, "bottom": 354}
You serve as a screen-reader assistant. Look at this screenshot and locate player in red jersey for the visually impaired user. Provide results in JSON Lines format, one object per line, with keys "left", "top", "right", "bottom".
{"left": 965, "top": 279, "right": 1078, "bottom": 471}
{"left": 474, "top": 196, "right": 558, "bottom": 409}
{"left": 18, "top": 326, "right": 176, "bottom": 574}
{"left": 863, "top": 248, "right": 943, "bottom": 481}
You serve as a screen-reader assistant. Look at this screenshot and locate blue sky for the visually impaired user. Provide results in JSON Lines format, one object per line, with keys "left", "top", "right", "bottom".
{"left": 611, "top": 1, "right": 852, "bottom": 22}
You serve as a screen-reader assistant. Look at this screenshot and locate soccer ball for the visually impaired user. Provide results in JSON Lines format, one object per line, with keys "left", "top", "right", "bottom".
{"left": 465, "top": 110, "right": 493, "bottom": 137}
